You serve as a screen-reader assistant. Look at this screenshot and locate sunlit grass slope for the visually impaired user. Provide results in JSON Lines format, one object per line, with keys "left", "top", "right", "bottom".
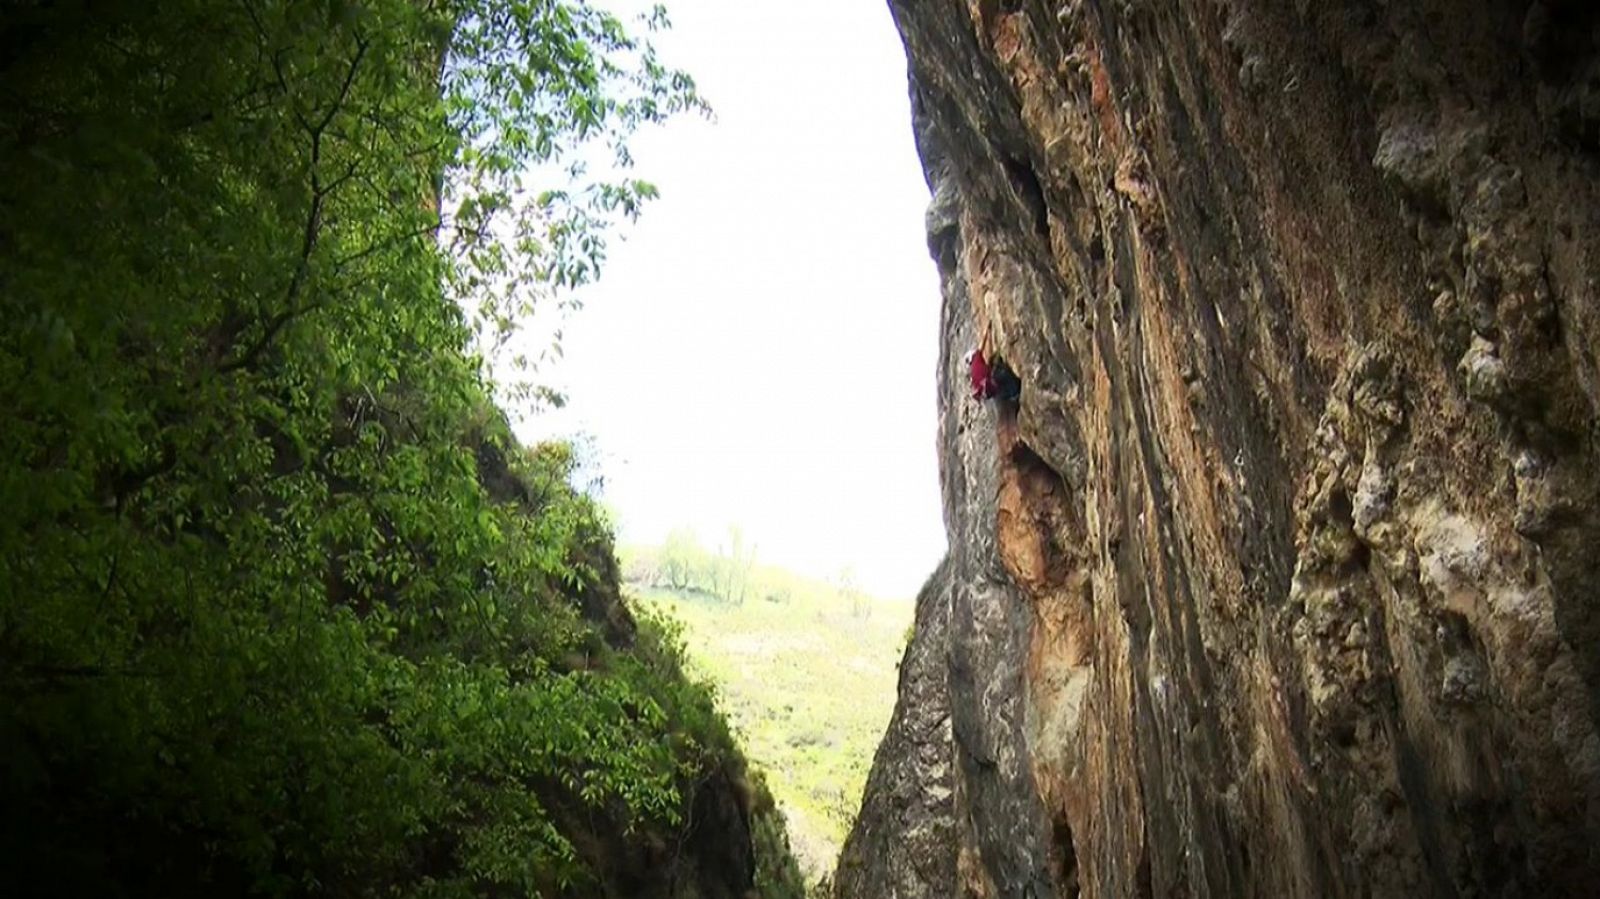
{"left": 622, "top": 551, "right": 913, "bottom": 883}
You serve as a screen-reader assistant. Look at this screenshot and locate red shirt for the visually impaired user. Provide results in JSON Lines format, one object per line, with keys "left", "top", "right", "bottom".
{"left": 968, "top": 349, "right": 997, "bottom": 400}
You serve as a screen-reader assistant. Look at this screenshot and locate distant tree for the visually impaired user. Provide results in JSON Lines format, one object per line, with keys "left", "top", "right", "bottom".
{"left": 660, "top": 527, "right": 708, "bottom": 592}
{"left": 718, "top": 525, "right": 758, "bottom": 604}
{"left": 835, "top": 567, "right": 870, "bottom": 622}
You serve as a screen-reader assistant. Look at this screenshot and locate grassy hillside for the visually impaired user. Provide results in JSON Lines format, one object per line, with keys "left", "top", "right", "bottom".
{"left": 623, "top": 550, "right": 914, "bottom": 883}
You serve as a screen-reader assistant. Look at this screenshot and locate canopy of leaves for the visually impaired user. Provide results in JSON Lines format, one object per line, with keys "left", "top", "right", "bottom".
{"left": 0, "top": 1, "right": 799, "bottom": 896}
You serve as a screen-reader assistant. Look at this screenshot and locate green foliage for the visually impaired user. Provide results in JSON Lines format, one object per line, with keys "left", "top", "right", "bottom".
{"left": 629, "top": 605, "right": 809, "bottom": 899}
{"left": 652, "top": 527, "right": 716, "bottom": 594}
{"left": 442, "top": 0, "right": 707, "bottom": 384}
{"left": 750, "top": 792, "right": 809, "bottom": 899}
{"left": 0, "top": 1, "right": 789, "bottom": 897}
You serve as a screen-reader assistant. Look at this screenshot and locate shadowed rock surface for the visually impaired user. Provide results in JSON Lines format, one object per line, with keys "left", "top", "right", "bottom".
{"left": 837, "top": 1, "right": 1600, "bottom": 896}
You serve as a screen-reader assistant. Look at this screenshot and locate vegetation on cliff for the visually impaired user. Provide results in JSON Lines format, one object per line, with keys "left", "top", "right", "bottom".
{"left": 0, "top": 1, "right": 801, "bottom": 895}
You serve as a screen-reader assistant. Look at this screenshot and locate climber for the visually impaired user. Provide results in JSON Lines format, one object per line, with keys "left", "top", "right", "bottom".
{"left": 965, "top": 347, "right": 1022, "bottom": 402}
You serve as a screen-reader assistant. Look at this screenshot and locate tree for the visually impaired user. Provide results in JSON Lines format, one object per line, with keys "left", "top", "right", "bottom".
{"left": 718, "top": 525, "right": 759, "bottom": 605}
{"left": 0, "top": 2, "right": 810, "bottom": 897}
{"left": 660, "top": 527, "right": 708, "bottom": 592}
{"left": 834, "top": 566, "right": 871, "bottom": 622}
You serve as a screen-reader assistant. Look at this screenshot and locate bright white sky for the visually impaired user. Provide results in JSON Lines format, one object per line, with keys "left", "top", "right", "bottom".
{"left": 515, "top": 0, "right": 944, "bottom": 598}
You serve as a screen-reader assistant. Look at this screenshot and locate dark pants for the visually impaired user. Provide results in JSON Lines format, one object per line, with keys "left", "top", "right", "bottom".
{"left": 991, "top": 361, "right": 1022, "bottom": 401}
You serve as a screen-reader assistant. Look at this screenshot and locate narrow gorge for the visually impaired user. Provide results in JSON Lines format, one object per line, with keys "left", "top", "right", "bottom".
{"left": 10, "top": 2, "right": 1600, "bottom": 897}
{"left": 837, "top": 1, "right": 1600, "bottom": 897}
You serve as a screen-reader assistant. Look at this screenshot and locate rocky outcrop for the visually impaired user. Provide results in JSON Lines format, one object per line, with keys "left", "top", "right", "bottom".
{"left": 834, "top": 559, "right": 957, "bottom": 894}
{"left": 840, "top": 1, "right": 1600, "bottom": 897}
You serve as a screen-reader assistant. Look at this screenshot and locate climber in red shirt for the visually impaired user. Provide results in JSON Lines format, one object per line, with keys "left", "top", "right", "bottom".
{"left": 965, "top": 347, "right": 1021, "bottom": 402}
{"left": 966, "top": 347, "right": 996, "bottom": 399}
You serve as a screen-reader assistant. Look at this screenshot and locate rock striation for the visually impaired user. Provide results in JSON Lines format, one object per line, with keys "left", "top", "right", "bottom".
{"left": 838, "top": 1, "right": 1600, "bottom": 896}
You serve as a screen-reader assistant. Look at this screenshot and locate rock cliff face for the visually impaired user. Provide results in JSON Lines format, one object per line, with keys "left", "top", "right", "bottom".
{"left": 838, "top": 1, "right": 1600, "bottom": 896}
